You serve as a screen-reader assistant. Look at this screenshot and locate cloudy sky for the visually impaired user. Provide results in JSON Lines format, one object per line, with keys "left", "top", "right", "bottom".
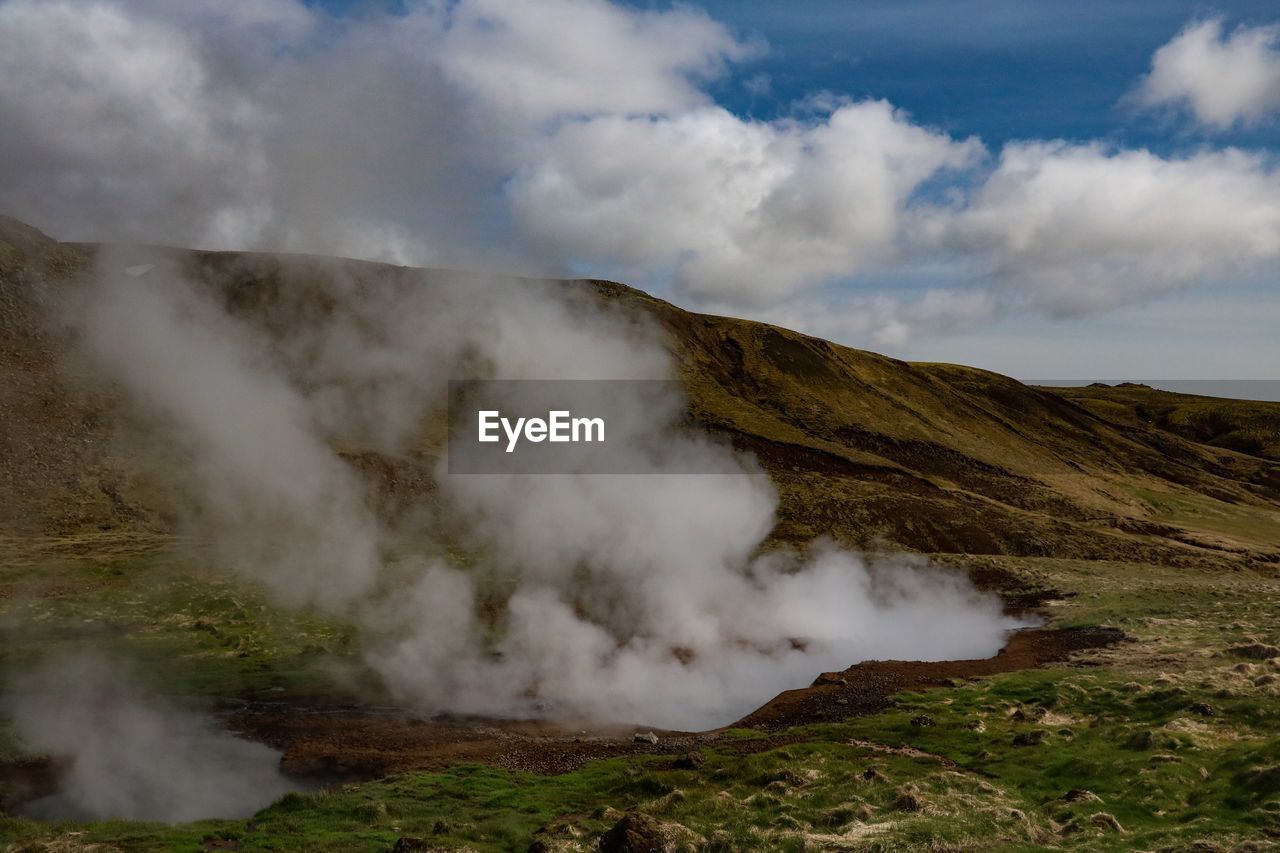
{"left": 1, "top": 0, "right": 1277, "bottom": 378}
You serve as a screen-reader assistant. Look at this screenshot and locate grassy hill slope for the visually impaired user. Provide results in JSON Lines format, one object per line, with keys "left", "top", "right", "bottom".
{"left": 1046, "top": 381, "right": 1280, "bottom": 462}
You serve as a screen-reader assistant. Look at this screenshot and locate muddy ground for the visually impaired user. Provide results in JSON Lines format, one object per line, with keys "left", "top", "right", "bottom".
{"left": 222, "top": 626, "right": 1121, "bottom": 782}
{"left": 0, "top": 572, "right": 1123, "bottom": 813}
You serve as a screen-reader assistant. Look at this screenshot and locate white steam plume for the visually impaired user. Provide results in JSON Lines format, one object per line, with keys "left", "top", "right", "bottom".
{"left": 10, "top": 652, "right": 298, "bottom": 822}
{"left": 62, "top": 248, "right": 1017, "bottom": 730}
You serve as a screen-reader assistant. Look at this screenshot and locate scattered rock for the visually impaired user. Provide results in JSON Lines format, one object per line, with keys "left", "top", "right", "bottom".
{"left": 835, "top": 698, "right": 849, "bottom": 705}
{"left": 910, "top": 714, "right": 935, "bottom": 727}
{"left": 1227, "top": 644, "right": 1280, "bottom": 660}
{"left": 673, "top": 751, "right": 704, "bottom": 770}
{"left": 1012, "top": 730, "right": 1049, "bottom": 746}
{"left": 1122, "top": 729, "right": 1154, "bottom": 750}
{"left": 1089, "top": 812, "right": 1124, "bottom": 833}
{"left": 633, "top": 731, "right": 659, "bottom": 745}
{"left": 1188, "top": 702, "right": 1215, "bottom": 716}
{"left": 390, "top": 838, "right": 430, "bottom": 852}
{"left": 598, "top": 812, "right": 669, "bottom": 853}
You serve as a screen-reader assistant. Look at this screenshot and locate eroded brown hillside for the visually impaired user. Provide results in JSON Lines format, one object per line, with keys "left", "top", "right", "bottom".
{"left": 2, "top": 216, "right": 1277, "bottom": 565}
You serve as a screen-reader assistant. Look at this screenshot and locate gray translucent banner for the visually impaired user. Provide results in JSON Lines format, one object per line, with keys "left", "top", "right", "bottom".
{"left": 446, "top": 379, "right": 746, "bottom": 474}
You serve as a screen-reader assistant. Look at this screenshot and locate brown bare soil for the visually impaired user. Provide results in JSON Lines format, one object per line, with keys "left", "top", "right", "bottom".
{"left": 737, "top": 626, "right": 1125, "bottom": 730}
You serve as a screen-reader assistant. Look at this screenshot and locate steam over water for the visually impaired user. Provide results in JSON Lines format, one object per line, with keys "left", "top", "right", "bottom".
{"left": 10, "top": 654, "right": 298, "bottom": 822}
{"left": 3, "top": 249, "right": 1023, "bottom": 823}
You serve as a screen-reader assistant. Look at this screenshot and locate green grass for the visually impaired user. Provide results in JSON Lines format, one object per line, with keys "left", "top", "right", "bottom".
{"left": 0, "top": 552, "right": 361, "bottom": 702}
{"left": 3, "top": 555, "right": 1278, "bottom": 850}
{"left": 1124, "top": 485, "right": 1280, "bottom": 547}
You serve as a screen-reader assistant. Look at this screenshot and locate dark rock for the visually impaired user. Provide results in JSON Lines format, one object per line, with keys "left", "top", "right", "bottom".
{"left": 598, "top": 812, "right": 667, "bottom": 853}
{"left": 390, "top": 838, "right": 430, "bottom": 852}
{"left": 1012, "top": 730, "right": 1049, "bottom": 746}
{"left": 910, "top": 714, "right": 935, "bottom": 727}
{"left": 673, "top": 751, "right": 704, "bottom": 770}
{"left": 1188, "top": 702, "right": 1215, "bottom": 716}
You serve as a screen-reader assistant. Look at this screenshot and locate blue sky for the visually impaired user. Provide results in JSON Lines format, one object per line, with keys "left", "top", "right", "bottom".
{"left": 680, "top": 1, "right": 1280, "bottom": 144}
{"left": 315, "top": 0, "right": 1280, "bottom": 150}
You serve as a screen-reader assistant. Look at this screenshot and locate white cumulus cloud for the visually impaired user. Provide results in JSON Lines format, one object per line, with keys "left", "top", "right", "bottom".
{"left": 0, "top": 0, "right": 1278, "bottom": 351}
{"left": 1134, "top": 17, "right": 1280, "bottom": 129}
{"left": 923, "top": 141, "right": 1280, "bottom": 315}
{"left": 509, "top": 100, "right": 983, "bottom": 305}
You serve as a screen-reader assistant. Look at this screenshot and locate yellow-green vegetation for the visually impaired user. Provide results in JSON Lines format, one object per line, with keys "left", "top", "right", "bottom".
{"left": 1047, "top": 382, "right": 1280, "bottom": 462}
{"left": 0, "top": 548, "right": 360, "bottom": 701}
{"left": 2, "top": 554, "right": 1278, "bottom": 851}
{"left": 1124, "top": 484, "right": 1280, "bottom": 548}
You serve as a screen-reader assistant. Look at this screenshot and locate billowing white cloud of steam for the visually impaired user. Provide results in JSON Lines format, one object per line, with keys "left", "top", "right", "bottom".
{"left": 65, "top": 249, "right": 1018, "bottom": 730}
{"left": 1133, "top": 18, "right": 1280, "bottom": 129}
{"left": 11, "top": 652, "right": 298, "bottom": 822}
{"left": 1, "top": 0, "right": 1279, "bottom": 349}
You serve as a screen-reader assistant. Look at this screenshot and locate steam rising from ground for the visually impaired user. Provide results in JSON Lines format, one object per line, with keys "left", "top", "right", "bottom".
{"left": 10, "top": 653, "right": 297, "bottom": 822}
{"left": 63, "top": 249, "right": 1017, "bottom": 730}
